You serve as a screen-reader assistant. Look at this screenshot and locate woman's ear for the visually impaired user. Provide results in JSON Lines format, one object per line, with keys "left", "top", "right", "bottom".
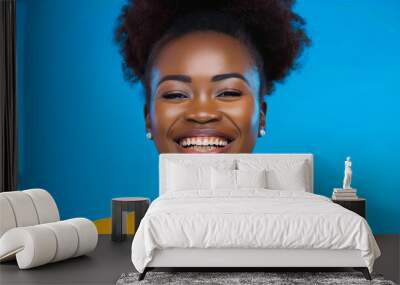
{"left": 258, "top": 101, "right": 267, "bottom": 137}
{"left": 144, "top": 104, "right": 151, "bottom": 132}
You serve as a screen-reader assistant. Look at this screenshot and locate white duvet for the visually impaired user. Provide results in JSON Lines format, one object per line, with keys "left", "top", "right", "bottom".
{"left": 131, "top": 190, "right": 380, "bottom": 273}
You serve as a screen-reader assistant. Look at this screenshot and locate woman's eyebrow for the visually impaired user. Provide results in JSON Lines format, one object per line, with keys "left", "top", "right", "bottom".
{"left": 156, "top": 72, "right": 249, "bottom": 87}
{"left": 211, "top": 73, "right": 249, "bottom": 85}
{"left": 157, "top": 75, "right": 191, "bottom": 87}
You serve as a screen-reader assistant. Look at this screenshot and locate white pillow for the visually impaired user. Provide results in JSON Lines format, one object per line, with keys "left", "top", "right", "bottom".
{"left": 236, "top": 169, "right": 267, "bottom": 188}
{"left": 167, "top": 160, "right": 236, "bottom": 192}
{"left": 167, "top": 162, "right": 210, "bottom": 191}
{"left": 237, "top": 159, "right": 309, "bottom": 191}
{"left": 211, "top": 169, "right": 267, "bottom": 190}
{"left": 211, "top": 168, "right": 236, "bottom": 190}
{"left": 266, "top": 167, "right": 307, "bottom": 191}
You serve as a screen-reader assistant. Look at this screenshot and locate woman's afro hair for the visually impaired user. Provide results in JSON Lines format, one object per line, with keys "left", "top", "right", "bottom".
{"left": 115, "top": 0, "right": 311, "bottom": 96}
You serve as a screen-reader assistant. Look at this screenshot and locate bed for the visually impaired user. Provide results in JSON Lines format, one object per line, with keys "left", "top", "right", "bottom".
{"left": 131, "top": 154, "right": 380, "bottom": 281}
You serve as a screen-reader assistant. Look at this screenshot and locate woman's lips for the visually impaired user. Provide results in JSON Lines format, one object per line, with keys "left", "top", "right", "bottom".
{"left": 175, "top": 137, "right": 233, "bottom": 153}
{"left": 180, "top": 136, "right": 228, "bottom": 147}
{"left": 172, "top": 130, "right": 235, "bottom": 153}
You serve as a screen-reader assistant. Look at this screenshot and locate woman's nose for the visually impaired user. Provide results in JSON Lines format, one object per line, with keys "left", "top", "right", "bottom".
{"left": 184, "top": 96, "right": 222, "bottom": 124}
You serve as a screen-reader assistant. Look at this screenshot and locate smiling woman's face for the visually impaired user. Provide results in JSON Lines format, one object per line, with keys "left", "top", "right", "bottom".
{"left": 145, "top": 31, "right": 266, "bottom": 153}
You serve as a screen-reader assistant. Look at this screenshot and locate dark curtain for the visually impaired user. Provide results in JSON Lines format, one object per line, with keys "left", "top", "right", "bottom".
{"left": 0, "top": 0, "right": 17, "bottom": 192}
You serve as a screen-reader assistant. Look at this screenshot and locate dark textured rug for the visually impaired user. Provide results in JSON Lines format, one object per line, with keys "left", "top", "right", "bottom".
{"left": 116, "top": 271, "right": 396, "bottom": 285}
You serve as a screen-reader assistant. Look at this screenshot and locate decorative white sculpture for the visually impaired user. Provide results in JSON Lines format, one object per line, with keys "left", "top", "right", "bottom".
{"left": 342, "top": 156, "right": 352, "bottom": 189}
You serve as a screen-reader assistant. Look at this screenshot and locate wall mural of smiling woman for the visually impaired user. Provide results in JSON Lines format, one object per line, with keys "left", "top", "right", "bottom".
{"left": 16, "top": 0, "right": 400, "bottom": 235}
{"left": 114, "top": 0, "right": 311, "bottom": 154}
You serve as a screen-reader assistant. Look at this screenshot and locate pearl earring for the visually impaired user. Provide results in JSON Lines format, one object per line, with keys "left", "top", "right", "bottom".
{"left": 259, "top": 128, "right": 266, "bottom": 137}
{"left": 146, "top": 131, "right": 152, "bottom": 140}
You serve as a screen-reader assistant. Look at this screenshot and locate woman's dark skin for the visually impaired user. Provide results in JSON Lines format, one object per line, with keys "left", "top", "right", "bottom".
{"left": 144, "top": 31, "right": 267, "bottom": 153}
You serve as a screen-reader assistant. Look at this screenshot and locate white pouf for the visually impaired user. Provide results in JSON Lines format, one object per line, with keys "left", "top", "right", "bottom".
{"left": 0, "top": 218, "right": 97, "bottom": 269}
{"left": 0, "top": 189, "right": 98, "bottom": 269}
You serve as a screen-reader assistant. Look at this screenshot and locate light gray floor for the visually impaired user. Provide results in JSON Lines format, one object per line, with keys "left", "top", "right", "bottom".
{"left": 0, "top": 235, "right": 399, "bottom": 285}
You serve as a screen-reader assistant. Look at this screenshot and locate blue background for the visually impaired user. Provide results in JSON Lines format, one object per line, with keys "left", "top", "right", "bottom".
{"left": 16, "top": 0, "right": 400, "bottom": 234}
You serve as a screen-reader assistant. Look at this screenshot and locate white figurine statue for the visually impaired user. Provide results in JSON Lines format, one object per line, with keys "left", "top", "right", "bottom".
{"left": 342, "top": 156, "right": 352, "bottom": 189}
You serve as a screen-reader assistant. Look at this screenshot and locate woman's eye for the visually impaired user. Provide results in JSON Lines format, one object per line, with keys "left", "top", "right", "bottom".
{"left": 217, "top": 91, "right": 242, "bottom": 98}
{"left": 162, "top": 93, "right": 188, "bottom": 100}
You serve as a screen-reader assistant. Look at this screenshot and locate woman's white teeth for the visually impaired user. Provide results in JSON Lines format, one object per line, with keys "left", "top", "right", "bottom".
{"left": 180, "top": 137, "right": 228, "bottom": 147}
